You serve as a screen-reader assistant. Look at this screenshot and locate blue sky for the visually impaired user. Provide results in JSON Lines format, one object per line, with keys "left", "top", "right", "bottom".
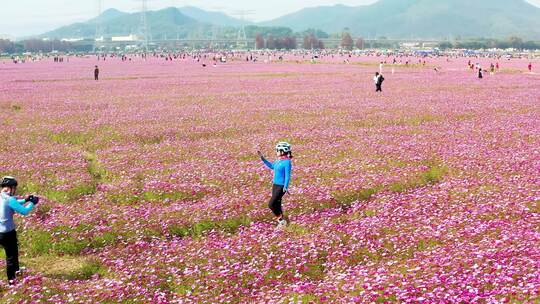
{"left": 1, "top": 0, "right": 539, "bottom": 38}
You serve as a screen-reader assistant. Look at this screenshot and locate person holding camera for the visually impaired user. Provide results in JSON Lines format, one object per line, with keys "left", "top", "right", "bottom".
{"left": 0, "top": 176, "right": 38, "bottom": 283}
{"left": 257, "top": 142, "right": 293, "bottom": 230}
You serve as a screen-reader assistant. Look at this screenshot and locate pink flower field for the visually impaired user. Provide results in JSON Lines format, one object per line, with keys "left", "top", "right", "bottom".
{"left": 0, "top": 54, "right": 539, "bottom": 303}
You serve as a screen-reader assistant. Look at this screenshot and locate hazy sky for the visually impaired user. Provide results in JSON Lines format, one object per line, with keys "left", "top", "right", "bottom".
{"left": 1, "top": 0, "right": 540, "bottom": 38}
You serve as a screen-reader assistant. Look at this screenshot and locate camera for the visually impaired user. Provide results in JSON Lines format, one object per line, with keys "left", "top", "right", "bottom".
{"left": 27, "top": 195, "right": 40, "bottom": 205}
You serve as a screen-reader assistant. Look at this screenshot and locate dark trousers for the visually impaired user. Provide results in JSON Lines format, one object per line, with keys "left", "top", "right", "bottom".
{"left": 94, "top": 74, "right": 99, "bottom": 81}
{"left": 0, "top": 230, "right": 19, "bottom": 281}
{"left": 376, "top": 84, "right": 382, "bottom": 92}
{"left": 268, "top": 184, "right": 285, "bottom": 216}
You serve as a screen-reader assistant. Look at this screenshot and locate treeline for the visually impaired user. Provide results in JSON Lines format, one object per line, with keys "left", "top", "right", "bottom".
{"left": 255, "top": 34, "right": 297, "bottom": 50}
{"left": 438, "top": 36, "right": 540, "bottom": 50}
{"left": 0, "top": 39, "right": 92, "bottom": 54}
{"left": 253, "top": 31, "right": 360, "bottom": 50}
{"left": 2, "top": 34, "right": 540, "bottom": 53}
{"left": 250, "top": 27, "right": 329, "bottom": 50}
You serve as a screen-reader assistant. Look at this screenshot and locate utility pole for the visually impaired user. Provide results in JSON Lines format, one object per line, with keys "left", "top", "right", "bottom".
{"left": 94, "top": 0, "right": 104, "bottom": 52}
{"left": 138, "top": 0, "right": 149, "bottom": 51}
{"left": 211, "top": 25, "right": 222, "bottom": 49}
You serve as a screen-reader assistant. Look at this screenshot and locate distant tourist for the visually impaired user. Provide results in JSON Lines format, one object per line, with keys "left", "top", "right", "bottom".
{"left": 478, "top": 68, "right": 483, "bottom": 79}
{"left": 374, "top": 72, "right": 385, "bottom": 92}
{"left": 528, "top": 62, "right": 533, "bottom": 72}
{"left": 94, "top": 66, "right": 99, "bottom": 81}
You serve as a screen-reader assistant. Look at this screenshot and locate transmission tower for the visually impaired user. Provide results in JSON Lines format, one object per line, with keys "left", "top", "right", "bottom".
{"left": 138, "top": 0, "right": 150, "bottom": 51}
{"left": 210, "top": 7, "right": 226, "bottom": 49}
{"left": 94, "top": 0, "right": 104, "bottom": 52}
{"left": 232, "top": 10, "right": 253, "bottom": 49}
{"left": 210, "top": 26, "right": 221, "bottom": 49}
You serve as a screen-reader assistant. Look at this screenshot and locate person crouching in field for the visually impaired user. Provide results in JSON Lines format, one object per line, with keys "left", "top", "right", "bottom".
{"left": 374, "top": 72, "right": 384, "bottom": 92}
{"left": 0, "top": 176, "right": 39, "bottom": 284}
{"left": 258, "top": 142, "right": 293, "bottom": 230}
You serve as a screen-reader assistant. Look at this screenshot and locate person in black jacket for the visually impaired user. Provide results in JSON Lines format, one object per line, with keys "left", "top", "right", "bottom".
{"left": 374, "top": 72, "right": 384, "bottom": 92}
{"left": 94, "top": 65, "right": 99, "bottom": 81}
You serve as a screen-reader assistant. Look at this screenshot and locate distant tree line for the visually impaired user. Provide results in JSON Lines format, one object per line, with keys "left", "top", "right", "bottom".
{"left": 438, "top": 36, "right": 540, "bottom": 50}
{"left": 2, "top": 34, "right": 540, "bottom": 54}
{"left": 255, "top": 34, "right": 297, "bottom": 50}
{"left": 0, "top": 39, "right": 92, "bottom": 54}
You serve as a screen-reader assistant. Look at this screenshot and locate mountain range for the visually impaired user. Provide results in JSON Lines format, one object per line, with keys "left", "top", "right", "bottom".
{"left": 41, "top": 0, "right": 540, "bottom": 40}
{"left": 263, "top": 0, "right": 540, "bottom": 39}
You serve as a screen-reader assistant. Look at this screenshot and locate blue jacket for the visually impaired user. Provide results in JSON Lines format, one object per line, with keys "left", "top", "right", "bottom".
{"left": 261, "top": 157, "right": 292, "bottom": 190}
{"left": 0, "top": 192, "right": 34, "bottom": 233}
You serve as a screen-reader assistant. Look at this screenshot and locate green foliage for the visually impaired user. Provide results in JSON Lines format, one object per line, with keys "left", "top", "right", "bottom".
{"left": 53, "top": 238, "right": 90, "bottom": 255}
{"left": 301, "top": 28, "right": 329, "bottom": 38}
{"left": 107, "top": 190, "right": 206, "bottom": 205}
{"left": 284, "top": 293, "right": 321, "bottom": 304}
{"left": 142, "top": 190, "right": 205, "bottom": 202}
{"left": 352, "top": 114, "right": 442, "bottom": 128}
{"left": 168, "top": 216, "right": 251, "bottom": 239}
{"left": 75, "top": 258, "right": 105, "bottom": 279}
{"left": 346, "top": 246, "right": 383, "bottom": 265}
{"left": 333, "top": 187, "right": 380, "bottom": 206}
{"left": 422, "top": 165, "right": 447, "bottom": 184}
{"left": 245, "top": 25, "right": 294, "bottom": 38}
{"left": 90, "top": 231, "right": 118, "bottom": 249}
{"left": 21, "top": 228, "right": 122, "bottom": 257}
{"left": 48, "top": 131, "right": 93, "bottom": 146}
{"left": 389, "top": 165, "right": 448, "bottom": 193}
{"left": 375, "top": 294, "right": 398, "bottom": 303}
{"left": 302, "top": 261, "right": 326, "bottom": 280}
{"left": 83, "top": 152, "right": 108, "bottom": 182}
{"left": 26, "top": 255, "right": 105, "bottom": 280}
{"left": 44, "top": 183, "right": 97, "bottom": 203}
{"left": 33, "top": 203, "right": 52, "bottom": 219}
{"left": 22, "top": 229, "right": 53, "bottom": 256}
{"left": 106, "top": 192, "right": 140, "bottom": 205}
{"left": 527, "top": 200, "right": 540, "bottom": 213}
{"left": 168, "top": 224, "right": 191, "bottom": 238}
{"left": 137, "top": 135, "right": 164, "bottom": 145}
{"left": 285, "top": 223, "right": 309, "bottom": 235}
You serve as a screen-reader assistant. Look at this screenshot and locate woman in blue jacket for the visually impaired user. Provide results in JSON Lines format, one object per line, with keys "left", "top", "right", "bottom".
{"left": 258, "top": 142, "right": 292, "bottom": 229}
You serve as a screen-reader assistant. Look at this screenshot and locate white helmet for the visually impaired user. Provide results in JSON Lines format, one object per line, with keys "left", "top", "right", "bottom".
{"left": 276, "top": 142, "right": 292, "bottom": 153}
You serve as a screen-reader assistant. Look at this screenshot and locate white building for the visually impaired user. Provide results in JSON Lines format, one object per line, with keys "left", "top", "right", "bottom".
{"left": 111, "top": 35, "right": 138, "bottom": 42}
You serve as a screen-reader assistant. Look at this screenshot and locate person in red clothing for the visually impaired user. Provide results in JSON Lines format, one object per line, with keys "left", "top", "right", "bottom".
{"left": 528, "top": 62, "right": 532, "bottom": 72}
